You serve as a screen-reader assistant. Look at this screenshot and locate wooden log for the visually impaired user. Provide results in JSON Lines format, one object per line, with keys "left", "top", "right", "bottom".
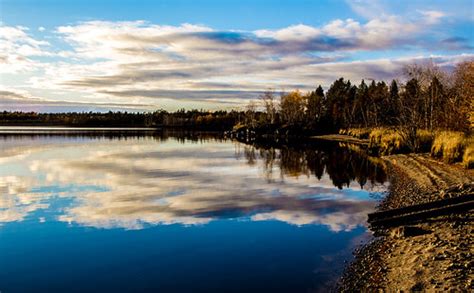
{"left": 368, "top": 193, "right": 473, "bottom": 228}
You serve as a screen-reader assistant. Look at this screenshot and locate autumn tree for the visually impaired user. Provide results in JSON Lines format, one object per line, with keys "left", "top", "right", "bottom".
{"left": 451, "top": 61, "right": 473, "bottom": 131}
{"left": 280, "top": 90, "right": 306, "bottom": 125}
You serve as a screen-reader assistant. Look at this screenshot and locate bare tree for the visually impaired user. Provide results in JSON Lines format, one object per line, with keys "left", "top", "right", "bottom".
{"left": 397, "top": 78, "right": 424, "bottom": 151}
{"left": 260, "top": 89, "right": 277, "bottom": 124}
{"left": 403, "top": 61, "right": 448, "bottom": 131}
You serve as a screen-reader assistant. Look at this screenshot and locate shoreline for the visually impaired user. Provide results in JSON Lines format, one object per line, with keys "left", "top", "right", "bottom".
{"left": 338, "top": 154, "right": 474, "bottom": 291}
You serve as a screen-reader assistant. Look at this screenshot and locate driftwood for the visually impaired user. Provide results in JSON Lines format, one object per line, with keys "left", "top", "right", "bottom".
{"left": 368, "top": 193, "right": 474, "bottom": 228}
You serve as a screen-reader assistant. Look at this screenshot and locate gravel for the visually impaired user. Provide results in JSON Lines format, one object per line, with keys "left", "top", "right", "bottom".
{"left": 337, "top": 154, "right": 474, "bottom": 291}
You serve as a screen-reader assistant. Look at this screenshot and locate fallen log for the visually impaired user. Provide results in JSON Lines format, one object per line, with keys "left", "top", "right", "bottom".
{"left": 368, "top": 193, "right": 474, "bottom": 228}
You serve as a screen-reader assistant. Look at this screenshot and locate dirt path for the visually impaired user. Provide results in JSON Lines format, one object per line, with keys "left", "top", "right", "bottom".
{"left": 339, "top": 154, "right": 474, "bottom": 291}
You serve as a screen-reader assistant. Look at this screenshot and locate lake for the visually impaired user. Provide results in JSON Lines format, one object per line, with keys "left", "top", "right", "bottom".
{"left": 0, "top": 129, "right": 388, "bottom": 293}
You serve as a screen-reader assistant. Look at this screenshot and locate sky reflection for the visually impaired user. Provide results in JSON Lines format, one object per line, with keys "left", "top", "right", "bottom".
{"left": 0, "top": 134, "right": 387, "bottom": 232}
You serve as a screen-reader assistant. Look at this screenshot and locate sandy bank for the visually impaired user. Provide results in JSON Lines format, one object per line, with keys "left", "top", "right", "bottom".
{"left": 339, "top": 154, "right": 473, "bottom": 291}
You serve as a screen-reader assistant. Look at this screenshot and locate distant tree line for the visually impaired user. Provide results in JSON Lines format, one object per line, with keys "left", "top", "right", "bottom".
{"left": 0, "top": 109, "right": 240, "bottom": 130}
{"left": 0, "top": 111, "right": 161, "bottom": 127}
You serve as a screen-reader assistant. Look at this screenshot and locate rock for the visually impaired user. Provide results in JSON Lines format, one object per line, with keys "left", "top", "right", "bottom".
{"left": 434, "top": 253, "right": 447, "bottom": 260}
{"left": 411, "top": 282, "right": 424, "bottom": 291}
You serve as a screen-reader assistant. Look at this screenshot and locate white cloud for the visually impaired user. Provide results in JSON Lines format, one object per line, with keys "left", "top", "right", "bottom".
{"left": 419, "top": 10, "right": 446, "bottom": 24}
{"left": 1, "top": 10, "right": 471, "bottom": 111}
{"left": 0, "top": 25, "right": 50, "bottom": 73}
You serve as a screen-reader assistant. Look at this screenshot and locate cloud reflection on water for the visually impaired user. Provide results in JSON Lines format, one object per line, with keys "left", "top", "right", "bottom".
{"left": 0, "top": 134, "right": 387, "bottom": 231}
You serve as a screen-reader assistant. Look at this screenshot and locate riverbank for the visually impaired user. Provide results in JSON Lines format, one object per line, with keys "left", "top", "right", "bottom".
{"left": 338, "top": 154, "right": 474, "bottom": 291}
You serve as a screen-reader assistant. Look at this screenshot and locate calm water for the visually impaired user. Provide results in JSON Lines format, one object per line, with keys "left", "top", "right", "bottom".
{"left": 0, "top": 130, "right": 388, "bottom": 293}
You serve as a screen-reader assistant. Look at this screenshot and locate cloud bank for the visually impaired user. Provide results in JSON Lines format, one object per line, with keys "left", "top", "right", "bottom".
{"left": 1, "top": 8, "right": 473, "bottom": 111}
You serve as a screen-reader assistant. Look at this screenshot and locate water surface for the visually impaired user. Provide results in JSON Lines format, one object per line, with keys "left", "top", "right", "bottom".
{"left": 0, "top": 130, "right": 387, "bottom": 293}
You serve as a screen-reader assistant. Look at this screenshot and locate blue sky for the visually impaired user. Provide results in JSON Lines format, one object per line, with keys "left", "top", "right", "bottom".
{"left": 0, "top": 0, "right": 473, "bottom": 112}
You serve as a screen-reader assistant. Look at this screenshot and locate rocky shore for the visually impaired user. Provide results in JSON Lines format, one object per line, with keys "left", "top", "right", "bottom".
{"left": 338, "top": 154, "right": 474, "bottom": 291}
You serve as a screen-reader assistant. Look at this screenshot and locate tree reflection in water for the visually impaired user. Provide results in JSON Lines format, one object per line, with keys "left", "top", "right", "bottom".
{"left": 240, "top": 141, "right": 387, "bottom": 190}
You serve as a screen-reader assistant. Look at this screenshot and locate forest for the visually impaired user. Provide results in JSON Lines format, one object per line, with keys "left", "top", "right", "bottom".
{"left": 240, "top": 61, "right": 472, "bottom": 134}
{"left": 0, "top": 109, "right": 238, "bottom": 130}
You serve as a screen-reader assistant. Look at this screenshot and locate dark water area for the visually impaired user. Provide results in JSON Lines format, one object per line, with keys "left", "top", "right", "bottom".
{"left": 0, "top": 128, "right": 388, "bottom": 293}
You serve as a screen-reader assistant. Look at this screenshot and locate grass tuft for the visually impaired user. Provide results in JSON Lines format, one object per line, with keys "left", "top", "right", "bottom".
{"left": 369, "top": 128, "right": 408, "bottom": 155}
{"left": 462, "top": 137, "right": 473, "bottom": 168}
{"left": 431, "top": 131, "right": 466, "bottom": 163}
{"left": 341, "top": 128, "right": 372, "bottom": 139}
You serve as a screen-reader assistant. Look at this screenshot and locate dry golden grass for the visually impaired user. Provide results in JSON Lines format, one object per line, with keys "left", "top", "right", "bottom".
{"left": 232, "top": 122, "right": 246, "bottom": 131}
{"left": 462, "top": 137, "right": 473, "bottom": 168}
{"left": 368, "top": 128, "right": 434, "bottom": 155}
{"left": 431, "top": 131, "right": 466, "bottom": 163}
{"left": 369, "top": 128, "right": 408, "bottom": 155}
{"left": 340, "top": 128, "right": 372, "bottom": 139}
{"left": 343, "top": 127, "right": 472, "bottom": 168}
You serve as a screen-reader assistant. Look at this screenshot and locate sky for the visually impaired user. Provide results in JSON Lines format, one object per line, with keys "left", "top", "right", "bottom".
{"left": 0, "top": 0, "right": 473, "bottom": 112}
